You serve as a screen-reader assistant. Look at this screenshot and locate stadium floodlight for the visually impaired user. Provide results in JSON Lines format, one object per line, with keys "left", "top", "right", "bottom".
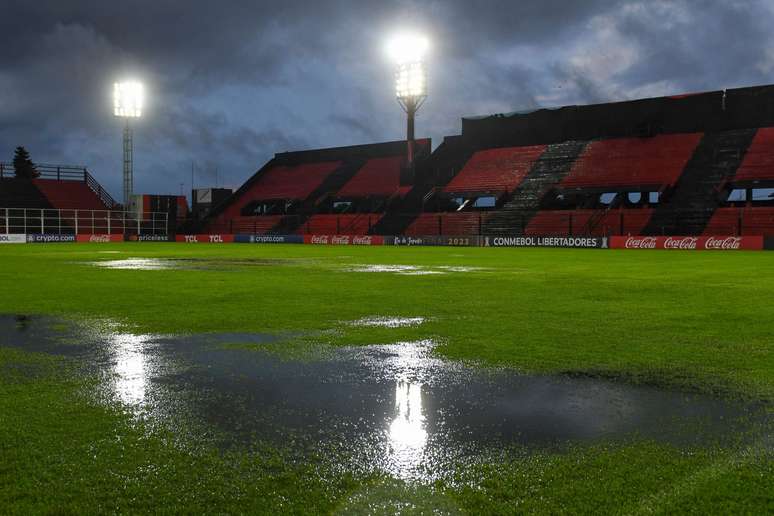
{"left": 387, "top": 33, "right": 429, "bottom": 169}
{"left": 113, "top": 81, "right": 144, "bottom": 209}
{"left": 113, "top": 81, "right": 144, "bottom": 118}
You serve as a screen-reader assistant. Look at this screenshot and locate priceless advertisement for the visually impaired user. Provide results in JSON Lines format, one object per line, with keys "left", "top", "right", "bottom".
{"left": 0, "top": 234, "right": 26, "bottom": 244}
{"left": 175, "top": 234, "right": 235, "bottom": 243}
{"left": 610, "top": 235, "right": 764, "bottom": 251}
{"left": 234, "top": 234, "right": 304, "bottom": 244}
{"left": 127, "top": 234, "right": 170, "bottom": 242}
{"left": 76, "top": 234, "right": 125, "bottom": 243}
{"left": 387, "top": 235, "right": 481, "bottom": 246}
{"left": 26, "top": 234, "right": 77, "bottom": 243}
{"left": 303, "top": 235, "right": 384, "bottom": 245}
{"left": 482, "top": 235, "right": 608, "bottom": 248}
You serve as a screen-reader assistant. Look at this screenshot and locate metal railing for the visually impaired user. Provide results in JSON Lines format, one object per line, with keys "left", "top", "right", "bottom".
{"left": 0, "top": 162, "right": 88, "bottom": 180}
{"left": 84, "top": 170, "right": 119, "bottom": 209}
{"left": 0, "top": 207, "right": 168, "bottom": 236}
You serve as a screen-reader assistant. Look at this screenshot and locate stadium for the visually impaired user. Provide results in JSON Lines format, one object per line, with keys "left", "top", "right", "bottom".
{"left": 5, "top": 84, "right": 774, "bottom": 248}
{"left": 2, "top": 8, "right": 774, "bottom": 516}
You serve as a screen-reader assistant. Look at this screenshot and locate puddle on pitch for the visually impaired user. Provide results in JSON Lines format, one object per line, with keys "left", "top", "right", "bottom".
{"left": 87, "top": 257, "right": 305, "bottom": 271}
{"left": 344, "top": 264, "right": 486, "bottom": 276}
{"left": 0, "top": 315, "right": 769, "bottom": 481}
{"left": 92, "top": 258, "right": 181, "bottom": 270}
{"left": 347, "top": 316, "right": 427, "bottom": 328}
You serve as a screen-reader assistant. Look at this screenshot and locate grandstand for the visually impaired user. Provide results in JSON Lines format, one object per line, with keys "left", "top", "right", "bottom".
{"left": 0, "top": 163, "right": 167, "bottom": 236}
{"left": 205, "top": 83, "right": 774, "bottom": 238}
{"left": 0, "top": 163, "right": 116, "bottom": 211}
{"left": 206, "top": 139, "right": 430, "bottom": 234}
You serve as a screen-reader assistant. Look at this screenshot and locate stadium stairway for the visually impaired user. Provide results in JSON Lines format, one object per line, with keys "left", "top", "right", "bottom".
{"left": 274, "top": 159, "right": 366, "bottom": 234}
{"left": 483, "top": 140, "right": 588, "bottom": 235}
{"left": 643, "top": 128, "right": 757, "bottom": 235}
{"left": 369, "top": 143, "right": 443, "bottom": 236}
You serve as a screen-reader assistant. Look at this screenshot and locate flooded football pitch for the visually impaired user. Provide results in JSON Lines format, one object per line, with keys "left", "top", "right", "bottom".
{"left": 1, "top": 314, "right": 768, "bottom": 481}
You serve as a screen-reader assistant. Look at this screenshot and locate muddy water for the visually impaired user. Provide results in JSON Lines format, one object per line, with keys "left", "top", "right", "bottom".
{"left": 1, "top": 315, "right": 767, "bottom": 480}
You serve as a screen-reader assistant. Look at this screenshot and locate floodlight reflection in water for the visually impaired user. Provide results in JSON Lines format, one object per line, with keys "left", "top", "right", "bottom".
{"left": 92, "top": 258, "right": 178, "bottom": 270}
{"left": 109, "top": 333, "right": 151, "bottom": 406}
{"left": 388, "top": 381, "right": 428, "bottom": 476}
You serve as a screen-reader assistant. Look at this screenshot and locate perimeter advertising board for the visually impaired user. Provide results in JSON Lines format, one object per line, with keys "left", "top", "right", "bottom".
{"left": 27, "top": 234, "right": 76, "bottom": 243}
{"left": 234, "top": 234, "right": 304, "bottom": 244}
{"left": 76, "top": 234, "right": 125, "bottom": 243}
{"left": 0, "top": 234, "right": 26, "bottom": 244}
{"left": 610, "top": 235, "right": 764, "bottom": 250}
{"left": 126, "top": 234, "right": 170, "bottom": 242}
{"left": 175, "top": 234, "right": 235, "bottom": 243}
{"left": 303, "top": 235, "right": 384, "bottom": 245}
{"left": 387, "top": 235, "right": 481, "bottom": 246}
{"left": 482, "top": 235, "right": 608, "bottom": 248}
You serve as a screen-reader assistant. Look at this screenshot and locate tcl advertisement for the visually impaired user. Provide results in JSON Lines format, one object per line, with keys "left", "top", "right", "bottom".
{"left": 175, "top": 234, "right": 235, "bottom": 243}
{"left": 303, "top": 235, "right": 384, "bottom": 245}
{"left": 610, "top": 236, "right": 764, "bottom": 251}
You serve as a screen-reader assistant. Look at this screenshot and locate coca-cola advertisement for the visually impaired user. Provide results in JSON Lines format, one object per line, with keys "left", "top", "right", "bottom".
{"left": 303, "top": 235, "right": 384, "bottom": 245}
{"left": 76, "top": 234, "right": 124, "bottom": 243}
{"left": 610, "top": 235, "right": 763, "bottom": 251}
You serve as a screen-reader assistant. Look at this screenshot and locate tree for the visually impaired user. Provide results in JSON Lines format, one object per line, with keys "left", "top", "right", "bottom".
{"left": 12, "top": 146, "right": 39, "bottom": 179}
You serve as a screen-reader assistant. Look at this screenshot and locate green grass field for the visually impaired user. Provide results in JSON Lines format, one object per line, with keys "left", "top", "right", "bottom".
{"left": 1, "top": 243, "right": 772, "bottom": 514}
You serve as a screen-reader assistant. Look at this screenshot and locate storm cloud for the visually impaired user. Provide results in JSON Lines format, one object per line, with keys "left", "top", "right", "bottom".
{"left": 1, "top": 0, "right": 772, "bottom": 197}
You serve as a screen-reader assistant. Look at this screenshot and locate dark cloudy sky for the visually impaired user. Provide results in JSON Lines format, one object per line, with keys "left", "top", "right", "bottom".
{"left": 1, "top": 0, "right": 773, "bottom": 199}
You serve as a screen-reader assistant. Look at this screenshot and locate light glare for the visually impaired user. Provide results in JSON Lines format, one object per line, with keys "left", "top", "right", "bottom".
{"left": 387, "top": 33, "right": 429, "bottom": 65}
{"left": 114, "top": 81, "right": 144, "bottom": 118}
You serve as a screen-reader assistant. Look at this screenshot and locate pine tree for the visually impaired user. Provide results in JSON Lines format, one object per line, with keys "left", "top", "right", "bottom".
{"left": 12, "top": 146, "right": 39, "bottom": 179}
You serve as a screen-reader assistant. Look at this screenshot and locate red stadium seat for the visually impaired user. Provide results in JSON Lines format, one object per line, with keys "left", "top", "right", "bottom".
{"left": 217, "top": 161, "right": 342, "bottom": 224}
{"left": 227, "top": 215, "right": 284, "bottom": 234}
{"left": 526, "top": 209, "right": 654, "bottom": 236}
{"left": 337, "top": 157, "right": 404, "bottom": 198}
{"left": 561, "top": 134, "right": 702, "bottom": 189}
{"left": 704, "top": 207, "right": 774, "bottom": 236}
{"left": 733, "top": 128, "right": 774, "bottom": 182}
{"left": 34, "top": 179, "right": 111, "bottom": 210}
{"left": 444, "top": 145, "right": 546, "bottom": 194}
{"left": 404, "top": 212, "right": 487, "bottom": 236}
{"left": 299, "top": 214, "right": 381, "bottom": 234}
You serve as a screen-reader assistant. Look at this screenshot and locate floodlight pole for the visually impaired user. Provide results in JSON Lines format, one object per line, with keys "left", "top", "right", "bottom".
{"left": 398, "top": 94, "right": 424, "bottom": 170}
{"left": 122, "top": 118, "right": 133, "bottom": 209}
{"left": 395, "top": 58, "right": 426, "bottom": 172}
{"left": 405, "top": 97, "right": 417, "bottom": 166}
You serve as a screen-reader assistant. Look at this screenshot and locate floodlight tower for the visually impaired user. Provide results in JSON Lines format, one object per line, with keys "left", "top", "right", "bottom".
{"left": 113, "top": 81, "right": 144, "bottom": 208}
{"left": 388, "top": 34, "right": 429, "bottom": 169}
